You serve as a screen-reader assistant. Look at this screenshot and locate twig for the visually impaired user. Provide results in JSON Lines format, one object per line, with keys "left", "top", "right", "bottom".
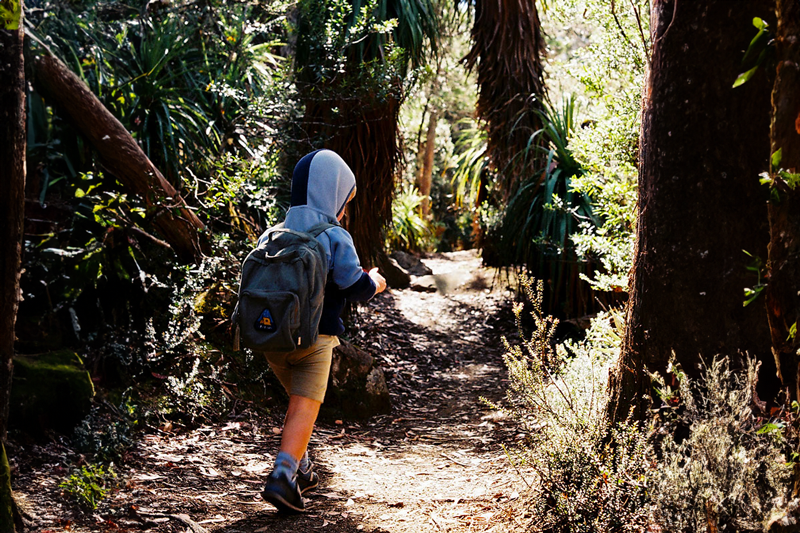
{"left": 501, "top": 444, "right": 532, "bottom": 490}
{"left": 136, "top": 511, "right": 209, "bottom": 533}
{"left": 610, "top": 0, "right": 636, "bottom": 55}
{"left": 441, "top": 452, "right": 471, "bottom": 467}
{"left": 654, "top": 0, "right": 678, "bottom": 46}
{"left": 128, "top": 226, "right": 172, "bottom": 249}
{"left": 629, "top": 0, "right": 651, "bottom": 66}
{"left": 427, "top": 512, "right": 447, "bottom": 532}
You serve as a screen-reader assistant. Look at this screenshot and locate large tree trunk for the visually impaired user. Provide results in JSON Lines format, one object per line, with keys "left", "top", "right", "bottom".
{"left": 766, "top": 0, "right": 800, "bottom": 404}
{"left": 607, "top": 0, "right": 776, "bottom": 424}
{"left": 0, "top": 3, "right": 26, "bottom": 445}
{"left": 31, "top": 53, "right": 206, "bottom": 264}
{"left": 0, "top": 9, "right": 26, "bottom": 532}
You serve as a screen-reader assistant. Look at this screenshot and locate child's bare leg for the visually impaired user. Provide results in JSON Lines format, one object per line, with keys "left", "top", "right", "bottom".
{"left": 280, "top": 394, "right": 322, "bottom": 460}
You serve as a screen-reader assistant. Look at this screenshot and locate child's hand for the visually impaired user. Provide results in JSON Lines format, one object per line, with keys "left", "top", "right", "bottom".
{"left": 369, "top": 267, "right": 387, "bottom": 294}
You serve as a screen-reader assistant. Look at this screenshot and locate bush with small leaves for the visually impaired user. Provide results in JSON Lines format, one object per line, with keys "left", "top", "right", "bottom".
{"left": 60, "top": 463, "right": 117, "bottom": 511}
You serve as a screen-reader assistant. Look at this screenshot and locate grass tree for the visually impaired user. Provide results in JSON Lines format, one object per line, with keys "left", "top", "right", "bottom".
{"left": 464, "top": 0, "right": 547, "bottom": 199}
{"left": 293, "top": 0, "right": 439, "bottom": 264}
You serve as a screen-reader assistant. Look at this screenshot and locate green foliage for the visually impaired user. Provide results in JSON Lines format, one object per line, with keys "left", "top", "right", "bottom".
{"left": 295, "top": 0, "right": 438, "bottom": 86}
{"left": 571, "top": 173, "right": 636, "bottom": 292}
{"left": 763, "top": 149, "right": 800, "bottom": 192}
{"left": 396, "top": 4, "right": 476, "bottom": 251}
{"left": 0, "top": 0, "right": 20, "bottom": 29}
{"left": 73, "top": 397, "right": 137, "bottom": 463}
{"left": 159, "top": 357, "right": 220, "bottom": 423}
{"left": 60, "top": 463, "right": 117, "bottom": 510}
{"left": 450, "top": 120, "right": 490, "bottom": 207}
{"left": 495, "top": 275, "right": 651, "bottom": 531}
{"left": 743, "top": 250, "right": 766, "bottom": 307}
{"left": 539, "top": 1, "right": 647, "bottom": 294}
{"left": 650, "top": 358, "right": 792, "bottom": 531}
{"left": 497, "top": 276, "right": 793, "bottom": 531}
{"left": 733, "top": 17, "right": 774, "bottom": 88}
{"left": 27, "top": 0, "right": 286, "bottom": 183}
{"left": 20, "top": 0, "right": 292, "bottom": 368}
{"left": 388, "top": 185, "right": 431, "bottom": 251}
{"left": 501, "top": 97, "right": 595, "bottom": 260}
{"left": 498, "top": 97, "right": 597, "bottom": 314}
{"left": 136, "top": 251, "right": 249, "bottom": 423}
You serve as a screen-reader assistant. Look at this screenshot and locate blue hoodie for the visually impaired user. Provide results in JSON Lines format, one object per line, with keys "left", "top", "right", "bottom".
{"left": 258, "top": 149, "right": 376, "bottom": 335}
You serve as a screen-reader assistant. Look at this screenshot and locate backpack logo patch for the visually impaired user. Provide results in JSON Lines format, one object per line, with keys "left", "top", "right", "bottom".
{"left": 255, "top": 308, "right": 276, "bottom": 332}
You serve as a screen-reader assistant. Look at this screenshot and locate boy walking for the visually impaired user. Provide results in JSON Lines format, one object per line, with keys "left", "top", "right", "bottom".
{"left": 259, "top": 149, "right": 386, "bottom": 512}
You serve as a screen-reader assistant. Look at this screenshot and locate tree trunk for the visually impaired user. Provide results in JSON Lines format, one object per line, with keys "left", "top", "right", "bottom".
{"left": 299, "top": 92, "right": 401, "bottom": 267}
{"left": 0, "top": 10, "right": 25, "bottom": 533}
{"left": 0, "top": 5, "right": 25, "bottom": 445}
{"left": 607, "top": 0, "right": 776, "bottom": 424}
{"left": 418, "top": 109, "right": 437, "bottom": 218}
{"left": 31, "top": 53, "right": 206, "bottom": 264}
{"left": 0, "top": 444, "right": 13, "bottom": 533}
{"left": 465, "top": 0, "right": 546, "bottom": 197}
{"left": 766, "top": 0, "right": 800, "bottom": 403}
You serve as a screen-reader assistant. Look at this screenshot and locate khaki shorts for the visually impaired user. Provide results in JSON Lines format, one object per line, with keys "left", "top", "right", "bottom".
{"left": 263, "top": 335, "right": 340, "bottom": 403}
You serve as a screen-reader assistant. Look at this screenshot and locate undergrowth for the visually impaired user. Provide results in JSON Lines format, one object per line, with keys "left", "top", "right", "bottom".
{"left": 495, "top": 275, "right": 651, "bottom": 531}
{"left": 60, "top": 463, "right": 117, "bottom": 511}
{"left": 650, "top": 358, "right": 792, "bottom": 532}
{"left": 498, "top": 274, "right": 794, "bottom": 532}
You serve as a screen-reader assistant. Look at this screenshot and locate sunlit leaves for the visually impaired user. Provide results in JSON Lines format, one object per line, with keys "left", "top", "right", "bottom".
{"left": 733, "top": 17, "right": 774, "bottom": 88}
{"left": 0, "top": 0, "right": 20, "bottom": 29}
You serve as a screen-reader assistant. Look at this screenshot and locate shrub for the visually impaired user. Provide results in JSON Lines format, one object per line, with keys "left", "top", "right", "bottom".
{"left": 496, "top": 275, "right": 651, "bottom": 532}
{"left": 73, "top": 403, "right": 135, "bottom": 463}
{"left": 497, "top": 275, "right": 794, "bottom": 532}
{"left": 388, "top": 185, "right": 431, "bottom": 251}
{"left": 60, "top": 463, "right": 117, "bottom": 511}
{"left": 650, "top": 358, "right": 792, "bottom": 532}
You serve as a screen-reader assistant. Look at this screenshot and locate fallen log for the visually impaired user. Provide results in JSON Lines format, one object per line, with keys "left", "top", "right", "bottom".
{"left": 31, "top": 52, "right": 206, "bottom": 263}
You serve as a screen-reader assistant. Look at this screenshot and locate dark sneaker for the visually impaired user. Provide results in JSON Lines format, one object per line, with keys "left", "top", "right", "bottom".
{"left": 262, "top": 472, "right": 304, "bottom": 513}
{"left": 297, "top": 462, "right": 319, "bottom": 495}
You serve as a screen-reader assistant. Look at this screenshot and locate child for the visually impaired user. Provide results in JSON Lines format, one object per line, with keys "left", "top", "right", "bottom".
{"left": 260, "top": 149, "right": 386, "bottom": 513}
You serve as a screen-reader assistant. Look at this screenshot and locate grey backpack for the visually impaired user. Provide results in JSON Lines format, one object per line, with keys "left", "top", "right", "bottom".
{"left": 233, "top": 222, "right": 333, "bottom": 352}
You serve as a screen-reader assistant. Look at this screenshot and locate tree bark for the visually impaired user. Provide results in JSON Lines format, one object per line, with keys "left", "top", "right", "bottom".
{"left": 607, "top": 0, "right": 776, "bottom": 424}
{"left": 299, "top": 92, "right": 402, "bottom": 267}
{"left": 0, "top": 11, "right": 25, "bottom": 533}
{"left": 31, "top": 53, "right": 206, "bottom": 264}
{"left": 767, "top": 0, "right": 800, "bottom": 403}
{"left": 0, "top": 444, "right": 13, "bottom": 533}
{"left": 465, "top": 0, "right": 546, "bottom": 197}
{"left": 0, "top": 6, "right": 25, "bottom": 445}
{"left": 418, "top": 109, "right": 437, "bottom": 218}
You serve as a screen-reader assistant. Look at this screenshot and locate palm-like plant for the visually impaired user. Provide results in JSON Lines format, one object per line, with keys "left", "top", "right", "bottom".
{"left": 501, "top": 97, "right": 598, "bottom": 316}
{"left": 293, "top": 0, "right": 440, "bottom": 264}
{"left": 389, "top": 185, "right": 430, "bottom": 251}
{"left": 464, "top": 0, "right": 547, "bottom": 198}
{"left": 450, "top": 120, "right": 490, "bottom": 207}
{"left": 27, "top": 0, "right": 284, "bottom": 184}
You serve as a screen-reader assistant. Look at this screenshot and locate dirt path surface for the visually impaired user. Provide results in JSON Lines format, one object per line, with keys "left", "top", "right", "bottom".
{"left": 13, "top": 251, "right": 530, "bottom": 532}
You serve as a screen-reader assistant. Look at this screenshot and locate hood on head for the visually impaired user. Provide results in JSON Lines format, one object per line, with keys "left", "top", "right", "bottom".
{"left": 284, "top": 149, "right": 356, "bottom": 232}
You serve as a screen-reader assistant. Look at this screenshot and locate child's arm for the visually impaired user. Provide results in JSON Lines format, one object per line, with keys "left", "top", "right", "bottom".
{"left": 328, "top": 229, "right": 384, "bottom": 301}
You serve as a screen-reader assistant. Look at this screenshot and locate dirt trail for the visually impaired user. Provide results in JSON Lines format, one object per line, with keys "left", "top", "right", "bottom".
{"left": 14, "top": 250, "right": 529, "bottom": 532}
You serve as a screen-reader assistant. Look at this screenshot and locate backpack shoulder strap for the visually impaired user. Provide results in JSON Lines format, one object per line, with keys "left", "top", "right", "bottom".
{"left": 307, "top": 222, "right": 337, "bottom": 238}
